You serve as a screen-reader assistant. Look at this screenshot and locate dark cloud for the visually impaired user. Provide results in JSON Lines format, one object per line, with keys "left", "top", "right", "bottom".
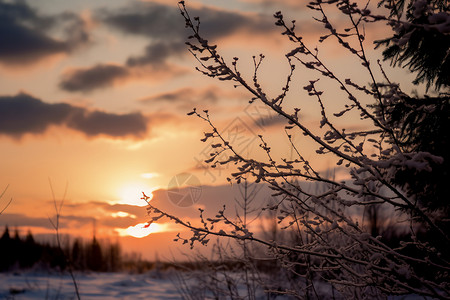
{"left": 99, "top": 3, "right": 182, "bottom": 40}
{"left": 0, "top": 0, "right": 90, "bottom": 65}
{"left": 101, "top": 2, "right": 274, "bottom": 41}
{"left": 252, "top": 114, "right": 287, "bottom": 128}
{"left": 0, "top": 213, "right": 54, "bottom": 229}
{"left": 241, "top": 0, "right": 308, "bottom": 10}
{"left": 59, "top": 64, "right": 130, "bottom": 92}
{"left": 0, "top": 213, "right": 101, "bottom": 230}
{"left": 192, "top": 7, "right": 275, "bottom": 38}
{"left": 68, "top": 110, "right": 147, "bottom": 138}
{"left": 0, "top": 93, "right": 73, "bottom": 135}
{"left": 58, "top": 60, "right": 185, "bottom": 93}
{"left": 0, "top": 93, "right": 148, "bottom": 138}
{"left": 126, "top": 41, "right": 185, "bottom": 67}
{"left": 102, "top": 2, "right": 274, "bottom": 64}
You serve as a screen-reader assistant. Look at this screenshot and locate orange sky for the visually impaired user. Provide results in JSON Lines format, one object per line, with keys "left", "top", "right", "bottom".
{"left": 0, "top": 0, "right": 420, "bottom": 260}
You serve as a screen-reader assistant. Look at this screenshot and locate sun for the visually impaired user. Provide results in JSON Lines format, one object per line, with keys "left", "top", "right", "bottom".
{"left": 117, "top": 182, "right": 156, "bottom": 207}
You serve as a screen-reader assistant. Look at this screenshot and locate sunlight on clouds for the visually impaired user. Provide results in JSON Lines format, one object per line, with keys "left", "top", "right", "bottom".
{"left": 140, "top": 172, "right": 159, "bottom": 179}
{"left": 111, "top": 211, "right": 137, "bottom": 219}
{"left": 104, "top": 139, "right": 150, "bottom": 151}
{"left": 115, "top": 222, "right": 166, "bottom": 238}
{"left": 125, "top": 141, "right": 147, "bottom": 150}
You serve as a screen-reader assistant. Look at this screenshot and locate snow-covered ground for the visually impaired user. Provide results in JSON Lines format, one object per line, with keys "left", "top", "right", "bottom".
{"left": 0, "top": 271, "right": 182, "bottom": 299}
{"left": 0, "top": 271, "right": 429, "bottom": 299}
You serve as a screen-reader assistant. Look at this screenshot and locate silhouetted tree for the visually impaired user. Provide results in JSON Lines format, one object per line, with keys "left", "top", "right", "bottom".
{"left": 0, "top": 226, "right": 13, "bottom": 271}
{"left": 20, "top": 230, "right": 41, "bottom": 268}
{"left": 376, "top": 0, "right": 449, "bottom": 90}
{"left": 86, "top": 236, "right": 103, "bottom": 271}
{"left": 374, "top": 0, "right": 449, "bottom": 238}
{"left": 71, "top": 238, "right": 85, "bottom": 270}
{"left": 105, "top": 241, "right": 122, "bottom": 272}
{"left": 0, "top": 227, "right": 125, "bottom": 273}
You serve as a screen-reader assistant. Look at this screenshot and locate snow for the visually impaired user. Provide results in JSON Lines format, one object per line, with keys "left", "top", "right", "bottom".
{"left": 0, "top": 271, "right": 181, "bottom": 299}
{"left": 0, "top": 270, "right": 431, "bottom": 299}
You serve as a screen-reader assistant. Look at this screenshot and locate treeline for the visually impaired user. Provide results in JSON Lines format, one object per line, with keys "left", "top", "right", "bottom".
{"left": 0, "top": 226, "right": 122, "bottom": 272}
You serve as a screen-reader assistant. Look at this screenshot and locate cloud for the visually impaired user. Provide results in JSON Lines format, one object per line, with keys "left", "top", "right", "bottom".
{"left": 251, "top": 114, "right": 287, "bottom": 129}
{"left": 0, "top": 0, "right": 90, "bottom": 66}
{"left": 101, "top": 2, "right": 274, "bottom": 41}
{"left": 58, "top": 62, "right": 186, "bottom": 93}
{"left": 99, "top": 3, "right": 182, "bottom": 41}
{"left": 126, "top": 41, "right": 185, "bottom": 67}
{"left": 0, "top": 213, "right": 54, "bottom": 230}
{"left": 0, "top": 212, "right": 120, "bottom": 231}
{"left": 67, "top": 110, "right": 147, "bottom": 138}
{"left": 0, "top": 93, "right": 148, "bottom": 138}
{"left": 59, "top": 64, "right": 130, "bottom": 92}
{"left": 241, "top": 0, "right": 309, "bottom": 10}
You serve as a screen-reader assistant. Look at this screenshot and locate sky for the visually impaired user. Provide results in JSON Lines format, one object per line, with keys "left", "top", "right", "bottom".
{"left": 0, "top": 0, "right": 419, "bottom": 260}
